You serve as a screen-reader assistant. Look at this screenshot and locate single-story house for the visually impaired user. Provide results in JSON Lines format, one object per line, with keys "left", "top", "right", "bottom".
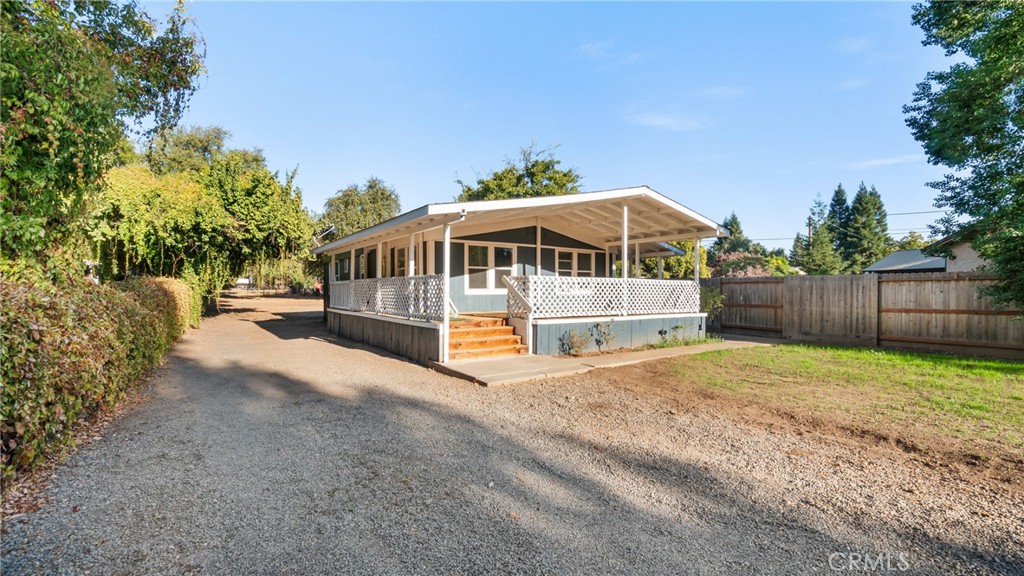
{"left": 927, "top": 235, "right": 987, "bottom": 273}
{"left": 863, "top": 249, "right": 947, "bottom": 274}
{"left": 312, "top": 186, "right": 728, "bottom": 364}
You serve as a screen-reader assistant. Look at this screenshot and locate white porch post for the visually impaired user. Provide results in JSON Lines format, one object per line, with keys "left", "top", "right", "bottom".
{"left": 657, "top": 256, "right": 663, "bottom": 279}
{"left": 634, "top": 242, "right": 640, "bottom": 278}
{"left": 694, "top": 238, "right": 701, "bottom": 282}
{"left": 535, "top": 217, "right": 542, "bottom": 276}
{"left": 621, "top": 205, "right": 628, "bottom": 280}
{"left": 408, "top": 234, "right": 416, "bottom": 276}
{"left": 375, "top": 241, "right": 383, "bottom": 313}
{"left": 621, "top": 204, "right": 628, "bottom": 315}
{"left": 442, "top": 222, "right": 452, "bottom": 363}
{"left": 349, "top": 249, "right": 355, "bottom": 307}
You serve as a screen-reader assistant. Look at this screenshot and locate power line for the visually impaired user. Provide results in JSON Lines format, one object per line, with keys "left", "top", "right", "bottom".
{"left": 888, "top": 210, "right": 947, "bottom": 216}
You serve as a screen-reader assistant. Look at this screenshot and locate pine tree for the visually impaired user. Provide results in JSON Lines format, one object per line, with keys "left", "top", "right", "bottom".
{"left": 803, "top": 226, "right": 845, "bottom": 275}
{"left": 710, "top": 212, "right": 752, "bottom": 265}
{"left": 801, "top": 196, "right": 845, "bottom": 275}
{"left": 789, "top": 233, "right": 807, "bottom": 269}
{"left": 826, "top": 183, "right": 853, "bottom": 263}
{"left": 846, "top": 183, "right": 891, "bottom": 272}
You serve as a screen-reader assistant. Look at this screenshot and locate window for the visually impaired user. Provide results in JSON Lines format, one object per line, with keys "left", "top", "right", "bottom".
{"left": 466, "top": 244, "right": 515, "bottom": 292}
{"left": 556, "top": 250, "right": 596, "bottom": 277}
{"left": 335, "top": 254, "right": 351, "bottom": 281}
{"left": 468, "top": 245, "right": 489, "bottom": 289}
{"left": 577, "top": 253, "right": 593, "bottom": 277}
{"left": 557, "top": 251, "right": 574, "bottom": 277}
{"left": 395, "top": 247, "right": 407, "bottom": 277}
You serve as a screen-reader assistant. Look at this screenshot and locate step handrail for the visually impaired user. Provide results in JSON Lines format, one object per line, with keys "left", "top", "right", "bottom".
{"left": 501, "top": 275, "right": 533, "bottom": 316}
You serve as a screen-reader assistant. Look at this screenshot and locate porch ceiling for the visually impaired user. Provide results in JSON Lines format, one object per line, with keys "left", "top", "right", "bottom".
{"left": 313, "top": 185, "right": 728, "bottom": 256}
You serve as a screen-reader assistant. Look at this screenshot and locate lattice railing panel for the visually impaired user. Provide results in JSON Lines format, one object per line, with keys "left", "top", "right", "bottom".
{"left": 332, "top": 275, "right": 444, "bottom": 322}
{"left": 504, "top": 276, "right": 700, "bottom": 319}
{"left": 329, "top": 281, "right": 351, "bottom": 310}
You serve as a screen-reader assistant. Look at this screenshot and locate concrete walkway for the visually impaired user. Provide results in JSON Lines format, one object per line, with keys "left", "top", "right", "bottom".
{"left": 434, "top": 337, "right": 773, "bottom": 386}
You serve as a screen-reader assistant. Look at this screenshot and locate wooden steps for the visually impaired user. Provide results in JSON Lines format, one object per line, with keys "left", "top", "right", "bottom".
{"left": 449, "top": 315, "right": 527, "bottom": 360}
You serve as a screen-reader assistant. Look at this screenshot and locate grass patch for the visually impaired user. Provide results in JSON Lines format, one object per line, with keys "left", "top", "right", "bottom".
{"left": 672, "top": 344, "right": 1024, "bottom": 450}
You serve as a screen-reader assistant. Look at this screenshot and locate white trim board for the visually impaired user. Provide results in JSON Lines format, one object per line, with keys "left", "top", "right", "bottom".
{"left": 326, "top": 308, "right": 442, "bottom": 329}
{"left": 531, "top": 313, "right": 707, "bottom": 325}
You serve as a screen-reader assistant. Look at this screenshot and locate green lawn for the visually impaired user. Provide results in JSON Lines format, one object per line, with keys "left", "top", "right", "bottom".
{"left": 671, "top": 345, "right": 1024, "bottom": 451}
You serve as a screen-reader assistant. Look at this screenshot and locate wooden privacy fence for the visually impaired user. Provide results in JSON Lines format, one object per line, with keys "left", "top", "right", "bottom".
{"left": 702, "top": 273, "right": 1023, "bottom": 359}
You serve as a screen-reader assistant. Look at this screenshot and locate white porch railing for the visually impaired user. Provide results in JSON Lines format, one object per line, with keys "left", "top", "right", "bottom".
{"left": 329, "top": 275, "right": 445, "bottom": 322}
{"left": 504, "top": 276, "right": 701, "bottom": 319}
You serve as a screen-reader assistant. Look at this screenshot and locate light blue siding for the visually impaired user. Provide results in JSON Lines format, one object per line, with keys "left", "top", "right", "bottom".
{"left": 532, "top": 316, "right": 706, "bottom": 356}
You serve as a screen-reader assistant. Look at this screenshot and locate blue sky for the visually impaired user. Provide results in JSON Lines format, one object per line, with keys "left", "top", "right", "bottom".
{"left": 170, "top": 1, "right": 954, "bottom": 251}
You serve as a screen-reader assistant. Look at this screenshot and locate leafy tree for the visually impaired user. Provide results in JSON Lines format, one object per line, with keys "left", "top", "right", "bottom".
{"left": 896, "top": 231, "right": 930, "bottom": 251}
{"left": 146, "top": 125, "right": 229, "bottom": 175}
{"left": 321, "top": 177, "right": 401, "bottom": 240}
{"left": 88, "top": 164, "right": 233, "bottom": 281}
{"left": 713, "top": 252, "right": 772, "bottom": 277}
{"left": 0, "top": 0, "right": 204, "bottom": 264}
{"left": 207, "top": 150, "right": 311, "bottom": 266}
{"left": 905, "top": 1, "right": 1024, "bottom": 309}
{"left": 457, "top": 145, "right": 581, "bottom": 201}
{"left": 639, "top": 240, "right": 709, "bottom": 279}
{"left": 845, "top": 183, "right": 891, "bottom": 272}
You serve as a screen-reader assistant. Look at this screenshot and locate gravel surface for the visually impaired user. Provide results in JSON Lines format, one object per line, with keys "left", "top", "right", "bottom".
{"left": 3, "top": 295, "right": 1022, "bottom": 575}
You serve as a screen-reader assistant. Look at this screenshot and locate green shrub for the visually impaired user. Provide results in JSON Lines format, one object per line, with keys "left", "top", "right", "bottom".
{"left": 0, "top": 275, "right": 194, "bottom": 483}
{"left": 558, "top": 329, "right": 592, "bottom": 357}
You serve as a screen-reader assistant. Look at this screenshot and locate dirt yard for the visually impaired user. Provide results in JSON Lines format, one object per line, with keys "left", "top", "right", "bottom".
{"left": 2, "top": 294, "right": 1021, "bottom": 575}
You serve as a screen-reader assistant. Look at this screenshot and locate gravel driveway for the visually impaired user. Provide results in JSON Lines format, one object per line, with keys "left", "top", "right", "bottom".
{"left": 3, "top": 295, "right": 1021, "bottom": 575}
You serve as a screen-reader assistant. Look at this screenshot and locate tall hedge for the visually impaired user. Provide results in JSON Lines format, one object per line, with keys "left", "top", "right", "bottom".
{"left": 0, "top": 276, "right": 195, "bottom": 482}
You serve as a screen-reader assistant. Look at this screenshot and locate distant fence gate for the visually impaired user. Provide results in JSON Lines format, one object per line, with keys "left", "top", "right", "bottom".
{"left": 702, "top": 273, "right": 1023, "bottom": 360}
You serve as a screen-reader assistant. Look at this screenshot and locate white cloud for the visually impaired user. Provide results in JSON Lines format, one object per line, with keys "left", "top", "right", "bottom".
{"left": 700, "top": 85, "right": 746, "bottom": 100}
{"left": 835, "top": 36, "right": 872, "bottom": 54}
{"left": 618, "top": 51, "right": 648, "bottom": 65}
{"left": 577, "top": 41, "right": 611, "bottom": 60}
{"left": 625, "top": 111, "right": 710, "bottom": 132}
{"left": 834, "top": 77, "right": 869, "bottom": 91}
{"left": 845, "top": 154, "right": 925, "bottom": 170}
{"left": 576, "top": 41, "right": 646, "bottom": 65}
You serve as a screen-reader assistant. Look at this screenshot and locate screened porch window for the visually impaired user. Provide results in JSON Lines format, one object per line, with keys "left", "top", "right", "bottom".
{"left": 395, "top": 247, "right": 406, "bottom": 277}
{"left": 557, "top": 250, "right": 595, "bottom": 277}
{"left": 467, "top": 244, "right": 514, "bottom": 291}
{"left": 335, "top": 254, "right": 351, "bottom": 281}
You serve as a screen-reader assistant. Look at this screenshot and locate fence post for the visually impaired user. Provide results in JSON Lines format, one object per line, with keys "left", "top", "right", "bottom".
{"left": 873, "top": 273, "right": 881, "bottom": 348}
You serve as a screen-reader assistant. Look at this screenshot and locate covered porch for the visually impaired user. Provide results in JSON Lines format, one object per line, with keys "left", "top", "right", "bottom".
{"left": 315, "top": 186, "right": 727, "bottom": 364}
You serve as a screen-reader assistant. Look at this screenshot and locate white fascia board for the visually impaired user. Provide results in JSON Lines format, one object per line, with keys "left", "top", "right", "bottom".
{"left": 312, "top": 205, "right": 432, "bottom": 255}
{"left": 657, "top": 242, "right": 688, "bottom": 257}
{"left": 424, "top": 187, "right": 650, "bottom": 216}
{"left": 636, "top": 186, "right": 727, "bottom": 237}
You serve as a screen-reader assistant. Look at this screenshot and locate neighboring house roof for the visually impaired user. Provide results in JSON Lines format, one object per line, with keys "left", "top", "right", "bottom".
{"left": 313, "top": 185, "right": 729, "bottom": 256}
{"left": 864, "top": 249, "right": 946, "bottom": 273}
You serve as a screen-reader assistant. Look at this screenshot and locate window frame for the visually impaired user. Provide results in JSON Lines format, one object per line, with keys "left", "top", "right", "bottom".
{"left": 555, "top": 249, "right": 596, "bottom": 277}
{"left": 464, "top": 243, "right": 517, "bottom": 294}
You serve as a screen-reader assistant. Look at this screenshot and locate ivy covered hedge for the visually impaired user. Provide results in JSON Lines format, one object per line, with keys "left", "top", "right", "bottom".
{"left": 0, "top": 276, "right": 195, "bottom": 482}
